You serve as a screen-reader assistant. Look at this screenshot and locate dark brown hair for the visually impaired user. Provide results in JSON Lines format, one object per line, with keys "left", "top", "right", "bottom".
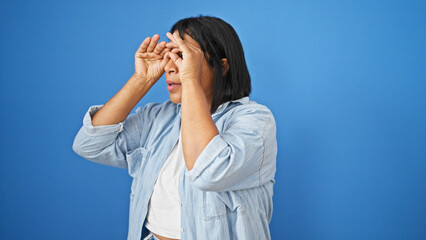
{"left": 170, "top": 15, "right": 251, "bottom": 113}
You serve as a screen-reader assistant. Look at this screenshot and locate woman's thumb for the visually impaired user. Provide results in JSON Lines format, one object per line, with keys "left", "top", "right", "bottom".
{"left": 160, "top": 54, "right": 170, "bottom": 69}
{"left": 167, "top": 52, "right": 182, "bottom": 68}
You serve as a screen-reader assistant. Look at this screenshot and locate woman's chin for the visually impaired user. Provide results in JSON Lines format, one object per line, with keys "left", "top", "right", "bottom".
{"left": 168, "top": 93, "right": 182, "bottom": 104}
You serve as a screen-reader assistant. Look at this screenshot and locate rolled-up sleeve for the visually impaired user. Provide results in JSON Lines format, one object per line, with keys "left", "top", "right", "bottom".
{"left": 81, "top": 105, "right": 125, "bottom": 135}
{"left": 186, "top": 105, "right": 277, "bottom": 192}
{"left": 72, "top": 104, "right": 143, "bottom": 169}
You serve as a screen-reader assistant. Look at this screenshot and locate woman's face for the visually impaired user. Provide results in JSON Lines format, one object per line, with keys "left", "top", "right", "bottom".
{"left": 164, "top": 31, "right": 215, "bottom": 107}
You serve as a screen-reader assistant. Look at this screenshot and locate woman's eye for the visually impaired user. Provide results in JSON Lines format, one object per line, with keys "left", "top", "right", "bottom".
{"left": 177, "top": 52, "right": 183, "bottom": 58}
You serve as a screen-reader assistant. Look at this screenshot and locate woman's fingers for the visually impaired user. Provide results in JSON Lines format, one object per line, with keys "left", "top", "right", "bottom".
{"left": 165, "top": 41, "right": 182, "bottom": 57}
{"left": 166, "top": 32, "right": 190, "bottom": 52}
{"left": 172, "top": 32, "right": 191, "bottom": 52}
{"left": 165, "top": 52, "right": 182, "bottom": 68}
{"left": 171, "top": 48, "right": 181, "bottom": 53}
{"left": 165, "top": 41, "right": 179, "bottom": 49}
{"left": 153, "top": 41, "right": 167, "bottom": 55}
{"left": 137, "top": 36, "right": 151, "bottom": 53}
{"left": 160, "top": 52, "right": 171, "bottom": 69}
{"left": 159, "top": 46, "right": 171, "bottom": 57}
{"left": 137, "top": 34, "right": 172, "bottom": 58}
{"left": 146, "top": 34, "right": 160, "bottom": 52}
{"left": 166, "top": 32, "right": 176, "bottom": 44}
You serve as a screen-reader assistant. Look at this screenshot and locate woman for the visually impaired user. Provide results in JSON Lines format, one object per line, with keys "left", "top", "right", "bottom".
{"left": 72, "top": 15, "right": 277, "bottom": 240}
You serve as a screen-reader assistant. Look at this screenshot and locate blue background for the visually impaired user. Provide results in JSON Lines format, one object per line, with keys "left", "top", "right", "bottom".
{"left": 1, "top": 0, "right": 425, "bottom": 239}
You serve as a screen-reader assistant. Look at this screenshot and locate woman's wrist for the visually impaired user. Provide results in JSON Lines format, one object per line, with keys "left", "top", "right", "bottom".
{"left": 181, "top": 78, "right": 202, "bottom": 87}
{"left": 127, "top": 74, "right": 156, "bottom": 96}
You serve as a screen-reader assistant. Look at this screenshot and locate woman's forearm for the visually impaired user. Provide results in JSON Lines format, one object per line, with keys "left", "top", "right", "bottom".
{"left": 181, "top": 81, "right": 219, "bottom": 170}
{"left": 91, "top": 74, "right": 154, "bottom": 126}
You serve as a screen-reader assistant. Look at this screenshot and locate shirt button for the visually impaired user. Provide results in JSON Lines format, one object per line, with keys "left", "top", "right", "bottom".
{"left": 179, "top": 176, "right": 183, "bottom": 182}
{"left": 181, "top": 228, "right": 184, "bottom": 233}
{"left": 180, "top": 202, "right": 183, "bottom": 207}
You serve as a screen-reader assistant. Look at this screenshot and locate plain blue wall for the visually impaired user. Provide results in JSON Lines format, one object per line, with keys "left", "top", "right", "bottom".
{"left": 1, "top": 0, "right": 425, "bottom": 239}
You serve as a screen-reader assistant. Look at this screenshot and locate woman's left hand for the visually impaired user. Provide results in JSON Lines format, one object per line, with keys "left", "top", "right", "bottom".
{"left": 165, "top": 31, "right": 205, "bottom": 85}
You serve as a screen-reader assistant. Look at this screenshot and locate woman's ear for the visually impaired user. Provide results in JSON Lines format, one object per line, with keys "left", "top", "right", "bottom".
{"left": 221, "top": 58, "right": 229, "bottom": 76}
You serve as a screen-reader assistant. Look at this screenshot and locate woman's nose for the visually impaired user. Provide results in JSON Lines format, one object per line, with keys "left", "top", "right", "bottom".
{"left": 164, "top": 58, "right": 178, "bottom": 74}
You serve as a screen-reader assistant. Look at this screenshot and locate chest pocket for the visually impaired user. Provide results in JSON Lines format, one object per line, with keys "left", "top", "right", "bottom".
{"left": 202, "top": 191, "right": 227, "bottom": 221}
{"left": 125, "top": 146, "right": 150, "bottom": 178}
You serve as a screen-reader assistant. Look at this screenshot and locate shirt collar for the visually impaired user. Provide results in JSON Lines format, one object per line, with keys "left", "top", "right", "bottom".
{"left": 175, "top": 96, "right": 249, "bottom": 116}
{"left": 212, "top": 96, "right": 249, "bottom": 116}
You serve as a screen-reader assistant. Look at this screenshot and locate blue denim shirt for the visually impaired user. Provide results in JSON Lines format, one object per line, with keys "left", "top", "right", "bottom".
{"left": 72, "top": 96, "right": 277, "bottom": 240}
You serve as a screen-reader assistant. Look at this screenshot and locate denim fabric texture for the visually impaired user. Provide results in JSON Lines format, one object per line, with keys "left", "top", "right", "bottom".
{"left": 72, "top": 96, "right": 277, "bottom": 240}
{"left": 143, "top": 232, "right": 160, "bottom": 240}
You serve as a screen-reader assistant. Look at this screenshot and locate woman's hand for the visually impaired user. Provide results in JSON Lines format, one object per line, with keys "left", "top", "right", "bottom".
{"left": 164, "top": 31, "right": 205, "bottom": 85}
{"left": 134, "top": 34, "right": 170, "bottom": 84}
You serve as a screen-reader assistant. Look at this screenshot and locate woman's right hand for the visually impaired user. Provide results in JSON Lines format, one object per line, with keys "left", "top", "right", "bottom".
{"left": 134, "top": 34, "right": 170, "bottom": 84}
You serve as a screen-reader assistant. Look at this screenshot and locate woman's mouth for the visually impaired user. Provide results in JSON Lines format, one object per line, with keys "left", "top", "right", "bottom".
{"left": 166, "top": 80, "right": 181, "bottom": 91}
{"left": 167, "top": 83, "right": 181, "bottom": 91}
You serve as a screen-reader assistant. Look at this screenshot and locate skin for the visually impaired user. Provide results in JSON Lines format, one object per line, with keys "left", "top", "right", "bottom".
{"left": 91, "top": 34, "right": 170, "bottom": 126}
{"left": 91, "top": 31, "right": 229, "bottom": 240}
{"left": 157, "top": 32, "right": 223, "bottom": 240}
{"left": 164, "top": 31, "right": 226, "bottom": 170}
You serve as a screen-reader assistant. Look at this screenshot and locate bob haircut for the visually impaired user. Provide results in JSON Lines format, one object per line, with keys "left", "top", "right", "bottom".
{"left": 170, "top": 15, "right": 251, "bottom": 114}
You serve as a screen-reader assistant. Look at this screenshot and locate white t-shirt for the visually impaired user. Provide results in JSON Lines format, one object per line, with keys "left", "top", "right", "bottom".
{"left": 145, "top": 131, "right": 185, "bottom": 239}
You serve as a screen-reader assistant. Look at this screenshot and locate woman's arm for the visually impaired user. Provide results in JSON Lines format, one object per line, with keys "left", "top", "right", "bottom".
{"left": 92, "top": 34, "right": 169, "bottom": 126}
{"left": 165, "top": 32, "right": 277, "bottom": 191}
{"left": 165, "top": 31, "right": 219, "bottom": 171}
{"left": 185, "top": 104, "right": 277, "bottom": 192}
{"left": 72, "top": 34, "right": 170, "bottom": 170}
{"left": 180, "top": 80, "right": 219, "bottom": 170}
{"left": 91, "top": 74, "right": 153, "bottom": 126}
